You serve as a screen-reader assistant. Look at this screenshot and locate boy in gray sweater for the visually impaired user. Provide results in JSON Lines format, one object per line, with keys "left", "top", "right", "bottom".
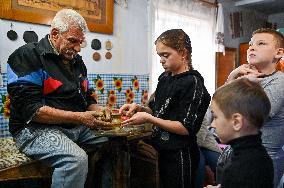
{"left": 224, "top": 28, "right": 284, "bottom": 187}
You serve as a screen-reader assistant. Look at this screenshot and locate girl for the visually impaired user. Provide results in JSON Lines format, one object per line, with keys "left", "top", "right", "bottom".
{"left": 120, "top": 29, "right": 210, "bottom": 188}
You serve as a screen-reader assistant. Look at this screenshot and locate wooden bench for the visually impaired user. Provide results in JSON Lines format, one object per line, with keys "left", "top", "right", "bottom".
{"left": 0, "top": 131, "right": 159, "bottom": 188}
{"left": 0, "top": 138, "right": 50, "bottom": 184}
{"left": 0, "top": 137, "right": 103, "bottom": 188}
{"left": 0, "top": 161, "right": 52, "bottom": 181}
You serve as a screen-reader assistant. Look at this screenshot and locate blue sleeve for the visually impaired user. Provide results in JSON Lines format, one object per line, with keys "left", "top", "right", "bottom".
{"left": 7, "top": 48, "right": 45, "bottom": 124}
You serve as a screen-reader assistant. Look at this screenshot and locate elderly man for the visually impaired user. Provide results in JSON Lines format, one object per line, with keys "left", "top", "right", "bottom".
{"left": 7, "top": 9, "right": 110, "bottom": 188}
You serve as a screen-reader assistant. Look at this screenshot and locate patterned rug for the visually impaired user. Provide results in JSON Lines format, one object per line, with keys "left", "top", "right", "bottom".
{"left": 0, "top": 138, "right": 32, "bottom": 171}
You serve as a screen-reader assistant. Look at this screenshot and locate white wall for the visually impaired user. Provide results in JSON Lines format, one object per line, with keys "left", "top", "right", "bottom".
{"left": 0, "top": 0, "right": 149, "bottom": 75}
{"left": 219, "top": 0, "right": 267, "bottom": 64}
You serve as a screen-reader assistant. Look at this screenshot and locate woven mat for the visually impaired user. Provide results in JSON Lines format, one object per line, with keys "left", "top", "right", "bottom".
{"left": 0, "top": 138, "right": 32, "bottom": 171}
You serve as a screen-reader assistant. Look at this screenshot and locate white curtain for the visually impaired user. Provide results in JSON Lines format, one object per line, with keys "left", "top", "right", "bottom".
{"left": 215, "top": 3, "right": 225, "bottom": 54}
{"left": 149, "top": 0, "right": 217, "bottom": 96}
{"left": 115, "top": 0, "right": 128, "bottom": 8}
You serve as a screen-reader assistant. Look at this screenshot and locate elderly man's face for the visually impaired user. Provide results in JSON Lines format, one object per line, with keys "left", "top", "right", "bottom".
{"left": 52, "top": 26, "right": 85, "bottom": 60}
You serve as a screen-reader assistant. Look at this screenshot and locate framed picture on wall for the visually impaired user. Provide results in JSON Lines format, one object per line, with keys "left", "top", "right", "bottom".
{"left": 0, "top": 0, "right": 114, "bottom": 34}
{"left": 215, "top": 47, "right": 237, "bottom": 88}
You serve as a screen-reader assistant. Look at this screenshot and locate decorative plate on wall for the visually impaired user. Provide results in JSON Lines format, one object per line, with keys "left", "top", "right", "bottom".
{"left": 7, "top": 23, "right": 18, "bottom": 41}
{"left": 23, "top": 31, "right": 38, "bottom": 43}
{"left": 7, "top": 30, "right": 18, "bottom": 41}
{"left": 105, "top": 40, "right": 112, "bottom": 50}
{"left": 91, "top": 39, "right": 101, "bottom": 50}
{"left": 93, "top": 52, "right": 101, "bottom": 61}
{"left": 105, "top": 51, "right": 112, "bottom": 59}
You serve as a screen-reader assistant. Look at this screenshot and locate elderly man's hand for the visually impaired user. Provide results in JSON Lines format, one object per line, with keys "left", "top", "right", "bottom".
{"left": 92, "top": 119, "right": 113, "bottom": 128}
{"left": 77, "top": 111, "right": 103, "bottom": 128}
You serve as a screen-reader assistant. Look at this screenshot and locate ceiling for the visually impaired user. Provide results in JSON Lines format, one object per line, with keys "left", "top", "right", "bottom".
{"left": 232, "top": 0, "right": 284, "bottom": 14}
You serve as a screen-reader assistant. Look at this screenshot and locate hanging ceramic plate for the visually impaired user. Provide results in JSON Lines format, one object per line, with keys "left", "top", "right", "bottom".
{"left": 93, "top": 52, "right": 101, "bottom": 61}
{"left": 105, "top": 51, "right": 112, "bottom": 60}
{"left": 91, "top": 39, "right": 101, "bottom": 50}
{"left": 23, "top": 31, "right": 38, "bottom": 43}
{"left": 7, "top": 30, "right": 18, "bottom": 41}
{"left": 105, "top": 40, "right": 112, "bottom": 50}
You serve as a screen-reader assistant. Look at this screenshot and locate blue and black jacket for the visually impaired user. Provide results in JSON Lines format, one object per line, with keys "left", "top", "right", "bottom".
{"left": 7, "top": 35, "right": 96, "bottom": 135}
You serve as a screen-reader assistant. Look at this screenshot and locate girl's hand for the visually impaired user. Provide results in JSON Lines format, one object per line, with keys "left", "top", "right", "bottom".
{"left": 121, "top": 112, "right": 152, "bottom": 126}
{"left": 119, "top": 103, "right": 141, "bottom": 117}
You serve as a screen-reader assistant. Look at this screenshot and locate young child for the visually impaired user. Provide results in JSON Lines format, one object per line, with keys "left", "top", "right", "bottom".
{"left": 206, "top": 78, "right": 274, "bottom": 188}
{"left": 120, "top": 29, "right": 211, "bottom": 188}
{"left": 226, "top": 28, "right": 284, "bottom": 187}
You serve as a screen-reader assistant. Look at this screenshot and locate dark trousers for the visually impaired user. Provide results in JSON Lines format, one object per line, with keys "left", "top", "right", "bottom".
{"left": 158, "top": 144, "right": 199, "bottom": 188}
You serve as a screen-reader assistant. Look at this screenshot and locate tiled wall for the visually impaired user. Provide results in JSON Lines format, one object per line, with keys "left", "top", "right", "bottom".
{"left": 0, "top": 73, "right": 149, "bottom": 138}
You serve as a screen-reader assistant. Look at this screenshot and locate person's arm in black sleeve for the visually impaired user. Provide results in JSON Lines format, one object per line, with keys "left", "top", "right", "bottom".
{"left": 175, "top": 76, "right": 211, "bottom": 138}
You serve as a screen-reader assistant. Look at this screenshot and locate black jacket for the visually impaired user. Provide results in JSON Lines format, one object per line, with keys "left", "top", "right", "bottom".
{"left": 149, "top": 70, "right": 210, "bottom": 151}
{"left": 216, "top": 133, "right": 274, "bottom": 188}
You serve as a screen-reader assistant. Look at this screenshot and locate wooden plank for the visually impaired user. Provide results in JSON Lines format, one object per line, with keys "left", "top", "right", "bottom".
{"left": 0, "top": 161, "right": 52, "bottom": 181}
{"left": 240, "top": 42, "right": 249, "bottom": 65}
{"left": 215, "top": 48, "right": 237, "bottom": 88}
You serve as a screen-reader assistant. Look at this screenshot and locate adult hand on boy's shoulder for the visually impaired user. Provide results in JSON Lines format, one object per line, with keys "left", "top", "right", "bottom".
{"left": 204, "top": 184, "right": 221, "bottom": 188}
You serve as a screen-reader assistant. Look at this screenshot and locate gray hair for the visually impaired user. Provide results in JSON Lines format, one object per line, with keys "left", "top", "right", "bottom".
{"left": 51, "top": 9, "right": 88, "bottom": 33}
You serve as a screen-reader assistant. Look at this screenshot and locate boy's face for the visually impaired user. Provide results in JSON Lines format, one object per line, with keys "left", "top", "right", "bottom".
{"left": 247, "top": 33, "right": 281, "bottom": 66}
{"left": 210, "top": 100, "right": 235, "bottom": 144}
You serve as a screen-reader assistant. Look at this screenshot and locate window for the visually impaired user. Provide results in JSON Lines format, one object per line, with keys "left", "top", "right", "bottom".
{"left": 150, "top": 3, "right": 216, "bottom": 96}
